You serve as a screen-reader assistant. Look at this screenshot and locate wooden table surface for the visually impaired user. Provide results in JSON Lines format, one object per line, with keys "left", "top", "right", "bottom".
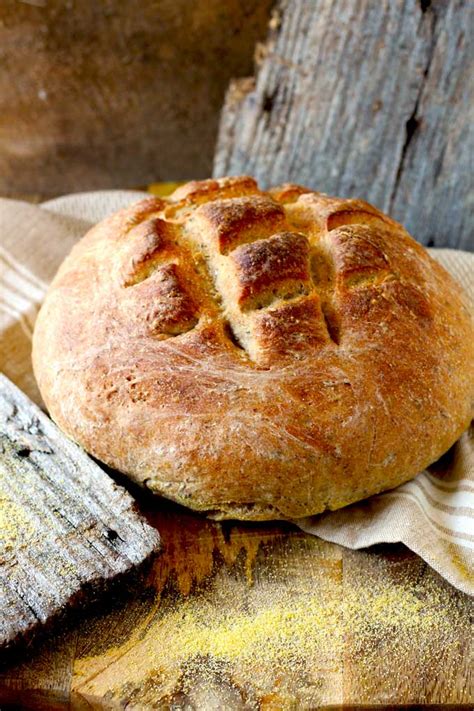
{"left": 0, "top": 485, "right": 472, "bottom": 709}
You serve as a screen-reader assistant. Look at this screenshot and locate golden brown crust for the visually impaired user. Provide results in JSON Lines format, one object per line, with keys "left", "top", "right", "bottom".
{"left": 32, "top": 176, "right": 474, "bottom": 520}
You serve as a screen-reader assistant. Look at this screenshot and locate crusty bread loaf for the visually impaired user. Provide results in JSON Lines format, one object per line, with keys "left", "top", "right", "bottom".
{"left": 32, "top": 176, "right": 474, "bottom": 520}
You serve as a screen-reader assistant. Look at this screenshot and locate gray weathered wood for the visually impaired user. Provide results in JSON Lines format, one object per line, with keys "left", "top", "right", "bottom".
{"left": 0, "top": 374, "right": 160, "bottom": 652}
{"left": 214, "top": 0, "right": 473, "bottom": 250}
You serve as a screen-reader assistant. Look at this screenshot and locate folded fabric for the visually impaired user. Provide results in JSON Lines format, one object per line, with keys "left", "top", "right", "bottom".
{"left": 1, "top": 191, "right": 472, "bottom": 595}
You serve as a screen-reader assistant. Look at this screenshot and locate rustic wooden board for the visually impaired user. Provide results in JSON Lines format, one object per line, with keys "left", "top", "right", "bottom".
{"left": 0, "top": 498, "right": 472, "bottom": 708}
{"left": 214, "top": 0, "right": 473, "bottom": 250}
{"left": 0, "top": 374, "right": 161, "bottom": 652}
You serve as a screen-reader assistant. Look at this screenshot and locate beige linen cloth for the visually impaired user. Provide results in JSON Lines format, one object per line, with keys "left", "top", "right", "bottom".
{"left": 1, "top": 191, "right": 473, "bottom": 596}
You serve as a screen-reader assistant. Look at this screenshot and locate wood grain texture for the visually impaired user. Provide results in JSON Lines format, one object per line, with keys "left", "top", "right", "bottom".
{"left": 0, "top": 375, "right": 160, "bottom": 652}
{"left": 0, "top": 499, "right": 472, "bottom": 708}
{"left": 214, "top": 0, "right": 473, "bottom": 250}
{"left": 0, "top": 0, "right": 273, "bottom": 199}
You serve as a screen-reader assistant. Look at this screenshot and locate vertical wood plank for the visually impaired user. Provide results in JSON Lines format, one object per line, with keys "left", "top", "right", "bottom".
{"left": 214, "top": 0, "right": 473, "bottom": 249}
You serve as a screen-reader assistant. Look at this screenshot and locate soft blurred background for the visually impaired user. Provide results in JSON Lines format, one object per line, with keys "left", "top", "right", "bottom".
{"left": 0, "top": 0, "right": 272, "bottom": 199}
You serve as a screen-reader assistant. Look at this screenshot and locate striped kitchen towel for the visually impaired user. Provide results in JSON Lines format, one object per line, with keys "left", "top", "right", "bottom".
{"left": 0, "top": 191, "right": 473, "bottom": 596}
{"left": 296, "top": 428, "right": 473, "bottom": 595}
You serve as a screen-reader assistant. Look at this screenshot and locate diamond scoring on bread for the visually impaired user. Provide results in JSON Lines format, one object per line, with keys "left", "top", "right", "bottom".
{"left": 32, "top": 176, "right": 473, "bottom": 520}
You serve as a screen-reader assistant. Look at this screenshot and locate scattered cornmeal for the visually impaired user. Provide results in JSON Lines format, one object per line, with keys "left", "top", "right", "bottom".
{"left": 73, "top": 539, "right": 472, "bottom": 708}
{"left": 0, "top": 493, "right": 35, "bottom": 553}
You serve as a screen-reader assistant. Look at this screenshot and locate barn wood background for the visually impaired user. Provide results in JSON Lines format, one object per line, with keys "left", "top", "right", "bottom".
{"left": 215, "top": 0, "right": 473, "bottom": 250}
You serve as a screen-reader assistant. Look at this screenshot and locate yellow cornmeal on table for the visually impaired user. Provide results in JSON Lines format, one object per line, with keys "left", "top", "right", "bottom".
{"left": 73, "top": 551, "right": 470, "bottom": 706}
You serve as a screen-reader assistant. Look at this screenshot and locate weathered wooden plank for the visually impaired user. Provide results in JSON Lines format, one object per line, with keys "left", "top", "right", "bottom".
{"left": 214, "top": 0, "right": 473, "bottom": 250}
{"left": 0, "top": 374, "right": 161, "bottom": 652}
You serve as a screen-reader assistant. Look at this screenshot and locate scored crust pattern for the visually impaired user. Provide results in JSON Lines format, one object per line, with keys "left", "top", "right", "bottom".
{"left": 33, "top": 176, "right": 473, "bottom": 520}
{"left": 118, "top": 177, "right": 397, "bottom": 366}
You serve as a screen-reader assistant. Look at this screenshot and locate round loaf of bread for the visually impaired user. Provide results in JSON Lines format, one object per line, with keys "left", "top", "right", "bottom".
{"left": 32, "top": 177, "right": 473, "bottom": 520}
